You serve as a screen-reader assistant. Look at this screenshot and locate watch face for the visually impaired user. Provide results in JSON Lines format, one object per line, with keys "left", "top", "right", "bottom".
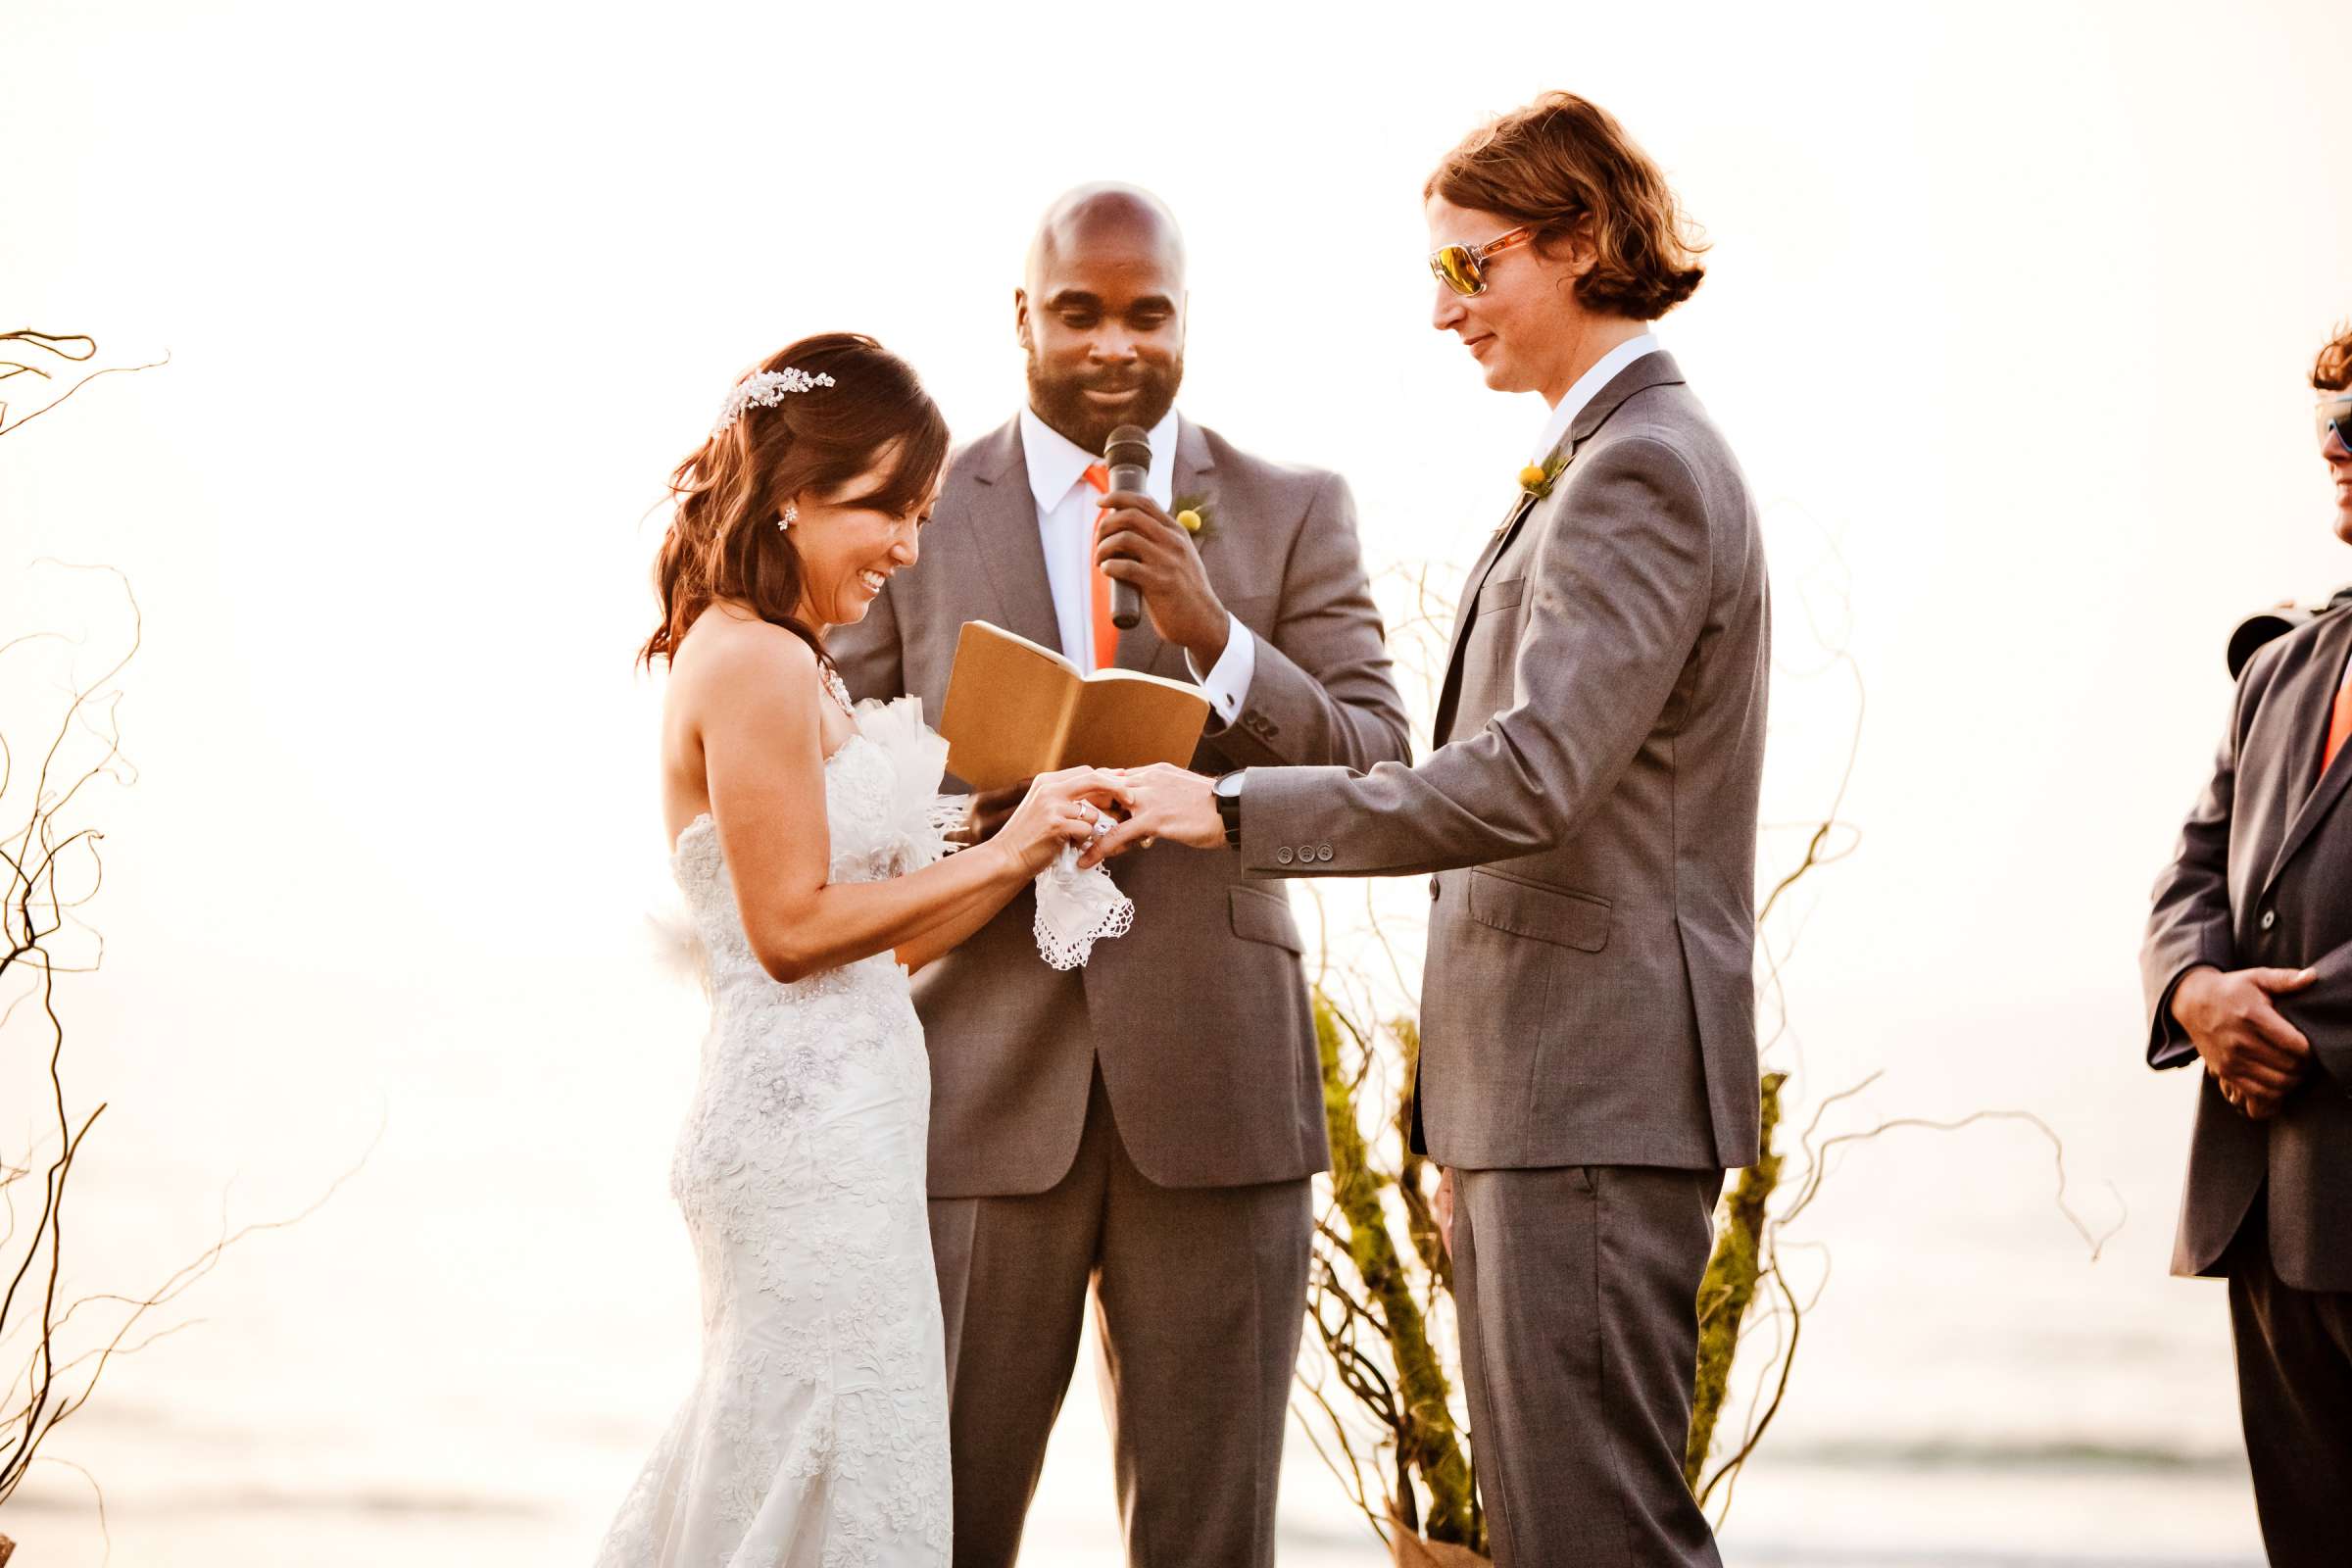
{"left": 1215, "top": 772, "right": 1246, "bottom": 800}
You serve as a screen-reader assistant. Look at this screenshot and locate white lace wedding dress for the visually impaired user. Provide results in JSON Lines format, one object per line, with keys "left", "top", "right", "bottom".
{"left": 594, "top": 689, "right": 955, "bottom": 1568}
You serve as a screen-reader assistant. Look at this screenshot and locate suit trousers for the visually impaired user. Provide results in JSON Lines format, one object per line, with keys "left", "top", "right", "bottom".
{"left": 1453, "top": 1163, "right": 1725, "bottom": 1568}
{"left": 2226, "top": 1203, "right": 2352, "bottom": 1567}
{"left": 926, "top": 1066, "right": 1312, "bottom": 1568}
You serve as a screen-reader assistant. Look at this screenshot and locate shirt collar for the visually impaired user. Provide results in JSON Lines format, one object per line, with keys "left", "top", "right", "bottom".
{"left": 1021, "top": 403, "right": 1181, "bottom": 514}
{"left": 1531, "top": 331, "right": 1661, "bottom": 464}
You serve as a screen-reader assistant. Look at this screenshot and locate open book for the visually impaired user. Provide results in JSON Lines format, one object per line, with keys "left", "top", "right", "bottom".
{"left": 938, "top": 620, "right": 1212, "bottom": 791}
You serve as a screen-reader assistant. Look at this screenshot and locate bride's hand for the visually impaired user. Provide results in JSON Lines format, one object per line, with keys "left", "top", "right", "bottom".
{"left": 992, "top": 767, "right": 1135, "bottom": 878}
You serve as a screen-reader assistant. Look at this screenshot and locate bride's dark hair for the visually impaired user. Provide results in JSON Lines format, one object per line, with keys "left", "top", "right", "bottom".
{"left": 641, "top": 332, "right": 951, "bottom": 669}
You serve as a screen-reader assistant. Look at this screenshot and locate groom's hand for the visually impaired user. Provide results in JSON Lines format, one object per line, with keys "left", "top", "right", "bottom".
{"left": 1095, "top": 490, "right": 1229, "bottom": 668}
{"left": 1080, "top": 762, "right": 1220, "bottom": 866}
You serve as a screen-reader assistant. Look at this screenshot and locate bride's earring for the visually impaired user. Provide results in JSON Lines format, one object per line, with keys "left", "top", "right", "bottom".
{"left": 777, "top": 502, "right": 799, "bottom": 532}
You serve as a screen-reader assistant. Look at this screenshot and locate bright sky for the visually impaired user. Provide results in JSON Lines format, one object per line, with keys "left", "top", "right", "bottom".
{"left": 6, "top": 0, "right": 2352, "bottom": 1556}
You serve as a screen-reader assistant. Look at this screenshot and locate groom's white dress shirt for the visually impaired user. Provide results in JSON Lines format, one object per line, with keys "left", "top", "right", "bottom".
{"left": 1530, "top": 330, "right": 1661, "bottom": 462}
{"left": 1017, "top": 404, "right": 1255, "bottom": 722}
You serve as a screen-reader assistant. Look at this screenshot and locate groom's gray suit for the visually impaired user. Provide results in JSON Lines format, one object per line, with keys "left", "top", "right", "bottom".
{"left": 1241, "top": 350, "right": 1768, "bottom": 1567}
{"left": 831, "top": 412, "right": 1408, "bottom": 1567}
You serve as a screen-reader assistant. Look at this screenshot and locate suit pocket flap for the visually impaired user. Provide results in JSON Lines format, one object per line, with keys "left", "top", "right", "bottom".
{"left": 1228, "top": 883, "right": 1303, "bottom": 953}
{"left": 1465, "top": 871, "right": 1609, "bottom": 952}
{"left": 1479, "top": 575, "right": 1528, "bottom": 612}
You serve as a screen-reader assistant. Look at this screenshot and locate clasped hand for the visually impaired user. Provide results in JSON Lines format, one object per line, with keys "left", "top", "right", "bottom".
{"left": 963, "top": 763, "right": 1225, "bottom": 872}
{"left": 2171, "top": 963, "right": 2321, "bottom": 1119}
{"left": 983, "top": 768, "right": 1138, "bottom": 877}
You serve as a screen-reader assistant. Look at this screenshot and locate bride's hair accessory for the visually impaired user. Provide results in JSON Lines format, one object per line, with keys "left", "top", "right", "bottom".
{"left": 713, "top": 366, "right": 837, "bottom": 437}
{"left": 778, "top": 502, "right": 799, "bottom": 532}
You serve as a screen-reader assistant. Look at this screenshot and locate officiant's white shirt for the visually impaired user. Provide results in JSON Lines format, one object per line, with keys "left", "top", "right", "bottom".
{"left": 1530, "top": 330, "right": 1661, "bottom": 462}
{"left": 1018, "top": 404, "right": 1255, "bottom": 722}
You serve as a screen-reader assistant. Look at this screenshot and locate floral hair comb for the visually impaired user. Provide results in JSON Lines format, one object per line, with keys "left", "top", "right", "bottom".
{"left": 711, "top": 366, "right": 836, "bottom": 437}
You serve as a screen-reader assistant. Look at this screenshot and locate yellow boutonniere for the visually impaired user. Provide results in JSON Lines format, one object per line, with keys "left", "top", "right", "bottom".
{"left": 1518, "top": 451, "right": 1571, "bottom": 501}
{"left": 1171, "top": 494, "right": 1218, "bottom": 543}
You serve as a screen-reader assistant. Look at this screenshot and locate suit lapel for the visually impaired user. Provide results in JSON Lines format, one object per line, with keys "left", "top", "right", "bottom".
{"left": 1428, "top": 351, "right": 1690, "bottom": 745}
{"left": 964, "top": 419, "right": 1065, "bottom": 655}
{"left": 2260, "top": 611, "right": 2352, "bottom": 896}
{"left": 1432, "top": 491, "right": 1539, "bottom": 742}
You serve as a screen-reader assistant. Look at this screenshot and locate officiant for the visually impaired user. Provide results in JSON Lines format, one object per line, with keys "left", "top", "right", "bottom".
{"left": 830, "top": 184, "right": 1410, "bottom": 1568}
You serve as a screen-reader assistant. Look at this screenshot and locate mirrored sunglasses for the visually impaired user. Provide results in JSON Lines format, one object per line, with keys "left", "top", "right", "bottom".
{"left": 2319, "top": 393, "right": 2352, "bottom": 453}
{"left": 1429, "top": 225, "right": 1535, "bottom": 298}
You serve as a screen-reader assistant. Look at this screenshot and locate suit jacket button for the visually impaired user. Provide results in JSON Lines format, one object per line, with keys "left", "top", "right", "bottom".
{"left": 2261, "top": 909, "right": 2277, "bottom": 931}
{"left": 1276, "top": 847, "right": 1295, "bottom": 865}
{"left": 1317, "top": 844, "right": 1334, "bottom": 861}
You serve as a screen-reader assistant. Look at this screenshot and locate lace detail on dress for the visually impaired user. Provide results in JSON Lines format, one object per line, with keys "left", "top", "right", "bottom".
{"left": 594, "top": 698, "right": 952, "bottom": 1568}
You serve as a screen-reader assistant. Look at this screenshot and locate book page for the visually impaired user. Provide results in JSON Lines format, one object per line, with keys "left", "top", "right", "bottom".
{"left": 1061, "top": 671, "right": 1212, "bottom": 773}
{"left": 939, "top": 622, "right": 1080, "bottom": 790}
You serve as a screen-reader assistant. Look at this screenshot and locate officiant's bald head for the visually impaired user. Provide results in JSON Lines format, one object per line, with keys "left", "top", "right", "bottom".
{"left": 1023, "top": 184, "right": 1188, "bottom": 293}
{"left": 1017, "top": 184, "right": 1189, "bottom": 451}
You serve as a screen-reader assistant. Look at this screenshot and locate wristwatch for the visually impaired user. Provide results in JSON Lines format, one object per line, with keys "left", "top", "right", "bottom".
{"left": 1213, "top": 770, "right": 1247, "bottom": 849}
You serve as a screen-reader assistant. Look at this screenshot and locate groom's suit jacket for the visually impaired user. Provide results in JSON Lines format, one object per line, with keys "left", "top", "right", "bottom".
{"left": 2142, "top": 604, "right": 2352, "bottom": 1291}
{"left": 1241, "top": 352, "right": 1769, "bottom": 1171}
{"left": 832, "top": 414, "right": 1411, "bottom": 1196}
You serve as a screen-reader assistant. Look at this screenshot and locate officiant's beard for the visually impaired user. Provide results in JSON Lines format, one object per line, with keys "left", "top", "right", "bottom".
{"left": 1025, "top": 351, "right": 1182, "bottom": 456}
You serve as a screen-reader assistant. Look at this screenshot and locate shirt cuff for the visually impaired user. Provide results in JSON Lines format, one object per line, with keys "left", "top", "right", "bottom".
{"left": 1185, "top": 614, "right": 1255, "bottom": 724}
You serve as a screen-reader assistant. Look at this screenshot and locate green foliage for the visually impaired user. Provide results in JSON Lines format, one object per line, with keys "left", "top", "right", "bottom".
{"left": 1310, "top": 992, "right": 1480, "bottom": 1548}
{"left": 1687, "top": 1070, "right": 1788, "bottom": 1489}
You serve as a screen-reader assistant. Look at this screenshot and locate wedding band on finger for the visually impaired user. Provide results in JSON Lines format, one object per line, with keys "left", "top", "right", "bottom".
{"left": 1141, "top": 837, "right": 1156, "bottom": 850}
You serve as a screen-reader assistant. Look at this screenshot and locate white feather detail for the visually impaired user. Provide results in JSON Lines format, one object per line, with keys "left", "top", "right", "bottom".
{"left": 646, "top": 900, "right": 710, "bottom": 993}
{"left": 849, "top": 694, "right": 954, "bottom": 873}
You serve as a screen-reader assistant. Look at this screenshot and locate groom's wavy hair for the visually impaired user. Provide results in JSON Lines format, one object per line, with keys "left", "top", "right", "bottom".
{"left": 2315, "top": 321, "right": 2352, "bottom": 393}
{"left": 642, "top": 332, "right": 950, "bottom": 670}
{"left": 1427, "top": 92, "right": 1707, "bottom": 320}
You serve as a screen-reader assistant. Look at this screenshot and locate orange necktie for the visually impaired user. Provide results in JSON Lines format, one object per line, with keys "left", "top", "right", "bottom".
{"left": 1082, "top": 463, "right": 1117, "bottom": 670}
{"left": 2326, "top": 668, "right": 2352, "bottom": 773}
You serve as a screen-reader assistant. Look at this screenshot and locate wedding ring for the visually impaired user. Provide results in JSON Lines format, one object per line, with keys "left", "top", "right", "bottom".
{"left": 1079, "top": 803, "right": 1098, "bottom": 823}
{"left": 1142, "top": 836, "right": 1156, "bottom": 850}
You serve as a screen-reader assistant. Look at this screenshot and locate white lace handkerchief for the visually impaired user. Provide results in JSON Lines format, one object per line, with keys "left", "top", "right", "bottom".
{"left": 1032, "top": 848, "right": 1134, "bottom": 970}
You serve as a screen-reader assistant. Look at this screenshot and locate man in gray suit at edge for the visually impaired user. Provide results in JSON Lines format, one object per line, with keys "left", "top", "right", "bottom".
{"left": 1097, "top": 94, "right": 1769, "bottom": 1568}
{"left": 2139, "top": 320, "right": 2352, "bottom": 1567}
{"left": 829, "top": 184, "right": 1410, "bottom": 1567}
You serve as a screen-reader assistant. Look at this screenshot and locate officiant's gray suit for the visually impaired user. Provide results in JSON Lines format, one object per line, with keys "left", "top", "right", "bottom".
{"left": 1240, "top": 350, "right": 1768, "bottom": 1568}
{"left": 831, "top": 412, "right": 1408, "bottom": 1568}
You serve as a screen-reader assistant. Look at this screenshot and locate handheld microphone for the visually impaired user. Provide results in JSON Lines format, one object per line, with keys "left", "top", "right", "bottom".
{"left": 1102, "top": 424, "right": 1152, "bottom": 631}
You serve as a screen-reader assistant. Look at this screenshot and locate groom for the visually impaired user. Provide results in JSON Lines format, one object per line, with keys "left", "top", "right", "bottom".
{"left": 831, "top": 185, "right": 1409, "bottom": 1566}
{"left": 1098, "top": 94, "right": 1769, "bottom": 1567}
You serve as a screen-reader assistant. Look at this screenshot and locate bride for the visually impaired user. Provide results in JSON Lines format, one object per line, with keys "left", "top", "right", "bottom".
{"left": 595, "top": 333, "right": 1129, "bottom": 1567}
